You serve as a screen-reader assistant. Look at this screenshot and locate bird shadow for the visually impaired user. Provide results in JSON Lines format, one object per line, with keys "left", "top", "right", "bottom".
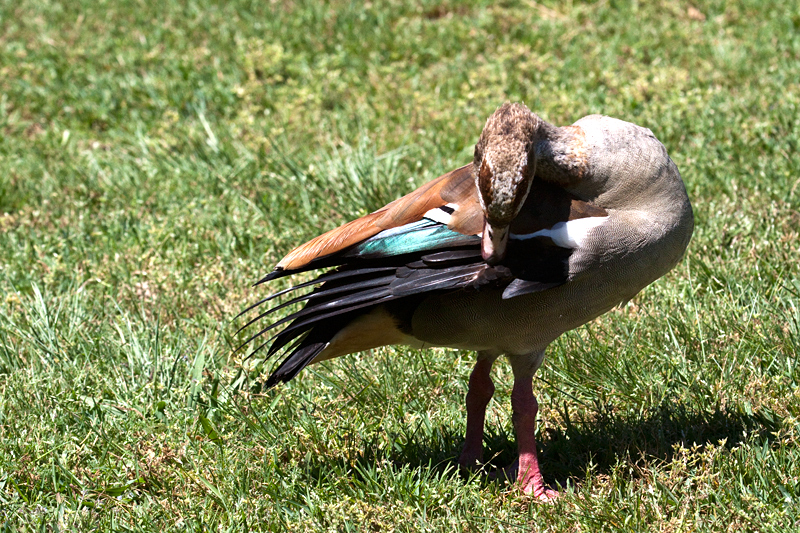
{"left": 300, "top": 399, "right": 782, "bottom": 491}
{"left": 531, "top": 400, "right": 782, "bottom": 489}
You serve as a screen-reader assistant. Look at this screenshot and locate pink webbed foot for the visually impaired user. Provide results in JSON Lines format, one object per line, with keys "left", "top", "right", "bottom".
{"left": 457, "top": 447, "right": 483, "bottom": 471}
{"left": 487, "top": 457, "right": 559, "bottom": 500}
{"left": 508, "top": 373, "right": 558, "bottom": 500}
{"left": 514, "top": 455, "right": 559, "bottom": 500}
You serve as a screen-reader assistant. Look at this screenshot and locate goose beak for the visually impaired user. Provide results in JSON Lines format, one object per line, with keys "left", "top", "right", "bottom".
{"left": 481, "top": 222, "right": 509, "bottom": 265}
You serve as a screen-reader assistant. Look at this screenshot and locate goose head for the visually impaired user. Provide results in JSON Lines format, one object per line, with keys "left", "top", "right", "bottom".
{"left": 473, "top": 102, "right": 541, "bottom": 265}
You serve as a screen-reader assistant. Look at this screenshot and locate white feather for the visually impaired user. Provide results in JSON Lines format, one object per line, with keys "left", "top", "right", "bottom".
{"left": 510, "top": 216, "right": 609, "bottom": 248}
{"left": 423, "top": 203, "right": 458, "bottom": 225}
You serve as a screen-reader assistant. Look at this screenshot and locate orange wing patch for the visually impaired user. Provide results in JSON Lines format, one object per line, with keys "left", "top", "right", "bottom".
{"left": 277, "top": 165, "right": 479, "bottom": 272}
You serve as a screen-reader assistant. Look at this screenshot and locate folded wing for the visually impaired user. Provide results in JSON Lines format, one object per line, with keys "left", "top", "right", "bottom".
{"left": 239, "top": 170, "right": 607, "bottom": 388}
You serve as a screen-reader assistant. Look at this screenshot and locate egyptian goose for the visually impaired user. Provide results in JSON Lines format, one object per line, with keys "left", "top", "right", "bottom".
{"left": 239, "top": 103, "right": 694, "bottom": 499}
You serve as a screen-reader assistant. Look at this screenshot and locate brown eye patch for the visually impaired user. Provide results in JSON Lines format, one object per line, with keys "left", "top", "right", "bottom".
{"left": 510, "top": 165, "right": 530, "bottom": 214}
{"left": 478, "top": 159, "right": 493, "bottom": 204}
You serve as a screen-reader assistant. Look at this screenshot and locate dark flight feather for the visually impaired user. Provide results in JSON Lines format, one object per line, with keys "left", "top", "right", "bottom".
{"left": 239, "top": 219, "right": 576, "bottom": 388}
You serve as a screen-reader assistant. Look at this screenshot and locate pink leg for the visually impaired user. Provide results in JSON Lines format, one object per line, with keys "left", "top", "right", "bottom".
{"left": 511, "top": 377, "right": 557, "bottom": 500}
{"left": 458, "top": 356, "right": 495, "bottom": 469}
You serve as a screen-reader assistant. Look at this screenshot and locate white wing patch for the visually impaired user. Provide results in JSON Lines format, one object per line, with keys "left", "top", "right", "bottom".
{"left": 510, "top": 216, "right": 609, "bottom": 249}
{"left": 423, "top": 203, "right": 458, "bottom": 225}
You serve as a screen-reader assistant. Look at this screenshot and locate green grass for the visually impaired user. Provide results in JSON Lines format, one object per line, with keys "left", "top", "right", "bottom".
{"left": 1, "top": 0, "right": 799, "bottom": 530}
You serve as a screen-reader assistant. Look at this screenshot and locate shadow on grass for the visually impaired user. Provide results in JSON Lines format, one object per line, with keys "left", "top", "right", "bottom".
{"left": 300, "top": 400, "right": 782, "bottom": 490}
{"left": 536, "top": 401, "right": 782, "bottom": 488}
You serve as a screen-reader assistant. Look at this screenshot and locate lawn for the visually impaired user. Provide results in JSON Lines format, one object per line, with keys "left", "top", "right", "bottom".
{"left": 1, "top": 0, "right": 799, "bottom": 530}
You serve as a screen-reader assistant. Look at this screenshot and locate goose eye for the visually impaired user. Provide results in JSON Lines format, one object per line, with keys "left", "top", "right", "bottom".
{"left": 478, "top": 160, "right": 493, "bottom": 204}
{"left": 479, "top": 159, "right": 492, "bottom": 181}
{"left": 473, "top": 144, "right": 483, "bottom": 164}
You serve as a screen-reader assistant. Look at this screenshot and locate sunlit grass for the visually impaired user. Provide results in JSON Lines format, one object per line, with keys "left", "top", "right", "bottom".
{"left": 1, "top": 0, "right": 799, "bottom": 530}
